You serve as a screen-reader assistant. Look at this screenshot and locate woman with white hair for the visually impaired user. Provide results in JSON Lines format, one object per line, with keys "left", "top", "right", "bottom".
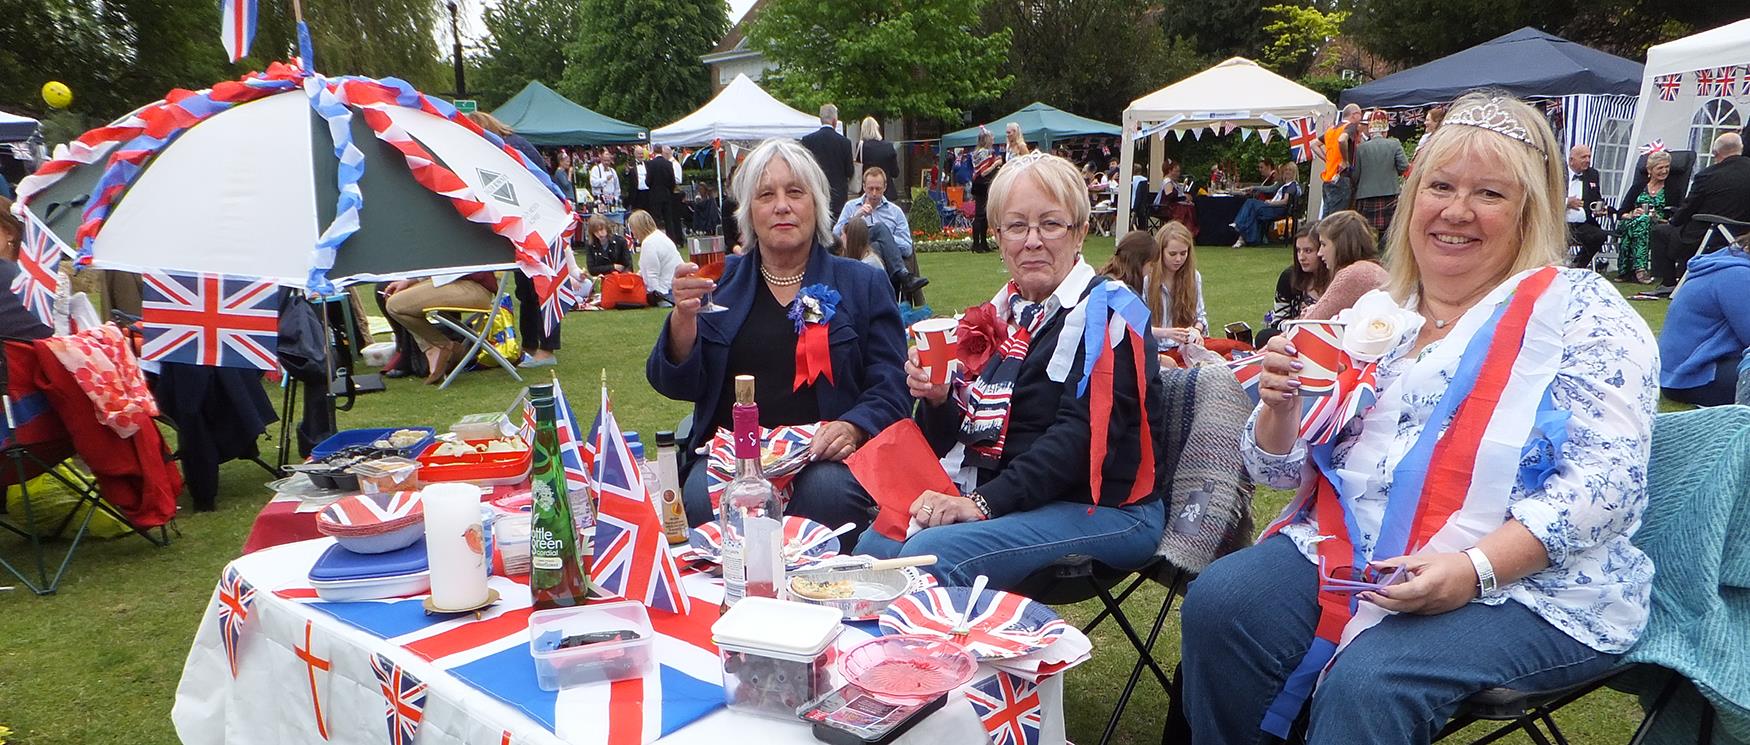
{"left": 857, "top": 152, "right": 1167, "bottom": 589}
{"left": 1179, "top": 92, "right": 1658, "bottom": 744}
{"left": 647, "top": 138, "right": 909, "bottom": 542}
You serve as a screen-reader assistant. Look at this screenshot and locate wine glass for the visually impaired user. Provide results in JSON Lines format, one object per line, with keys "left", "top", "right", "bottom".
{"left": 693, "top": 236, "right": 729, "bottom": 313}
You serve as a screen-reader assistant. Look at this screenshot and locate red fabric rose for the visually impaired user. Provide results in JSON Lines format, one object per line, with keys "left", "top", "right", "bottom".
{"left": 955, "top": 303, "right": 1008, "bottom": 379}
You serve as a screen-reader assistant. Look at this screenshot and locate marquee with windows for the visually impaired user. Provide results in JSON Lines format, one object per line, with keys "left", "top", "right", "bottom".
{"left": 1626, "top": 19, "right": 1750, "bottom": 182}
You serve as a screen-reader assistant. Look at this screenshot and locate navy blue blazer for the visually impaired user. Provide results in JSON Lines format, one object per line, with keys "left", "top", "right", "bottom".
{"left": 647, "top": 242, "right": 910, "bottom": 454}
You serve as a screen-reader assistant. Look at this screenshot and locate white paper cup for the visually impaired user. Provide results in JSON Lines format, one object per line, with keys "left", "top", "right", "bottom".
{"left": 909, "top": 318, "right": 960, "bottom": 385}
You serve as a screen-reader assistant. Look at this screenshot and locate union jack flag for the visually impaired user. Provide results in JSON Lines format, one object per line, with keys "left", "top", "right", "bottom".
{"left": 1710, "top": 66, "right": 1738, "bottom": 96}
{"left": 589, "top": 384, "right": 690, "bottom": 613}
{"left": 369, "top": 654, "right": 429, "bottom": 745}
{"left": 220, "top": 0, "right": 257, "bottom": 63}
{"left": 704, "top": 423, "right": 818, "bottom": 506}
{"left": 1285, "top": 116, "right": 1319, "bottom": 163}
{"left": 1304, "top": 358, "right": 1380, "bottom": 446}
{"left": 1228, "top": 353, "right": 1264, "bottom": 405}
{"left": 879, "top": 587, "right": 1067, "bottom": 659}
{"left": 11, "top": 214, "right": 63, "bottom": 327}
{"left": 140, "top": 271, "right": 281, "bottom": 371}
{"left": 551, "top": 377, "right": 590, "bottom": 494}
{"left": 532, "top": 239, "right": 576, "bottom": 336}
{"left": 965, "top": 672, "right": 1044, "bottom": 745}
{"left": 216, "top": 566, "right": 256, "bottom": 678}
{"left": 1655, "top": 73, "right": 1683, "bottom": 101}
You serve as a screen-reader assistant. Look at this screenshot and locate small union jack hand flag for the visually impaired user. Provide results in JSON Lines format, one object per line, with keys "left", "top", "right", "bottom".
{"left": 216, "top": 565, "right": 257, "bottom": 678}
{"left": 11, "top": 213, "right": 63, "bottom": 327}
{"left": 589, "top": 384, "right": 690, "bottom": 613}
{"left": 369, "top": 653, "right": 429, "bottom": 745}
{"left": 1285, "top": 117, "right": 1319, "bottom": 163}
{"left": 141, "top": 270, "right": 282, "bottom": 371}
{"left": 965, "top": 671, "right": 1044, "bottom": 745}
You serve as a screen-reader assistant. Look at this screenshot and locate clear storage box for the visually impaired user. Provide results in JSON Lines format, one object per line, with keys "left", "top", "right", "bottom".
{"left": 528, "top": 601, "right": 654, "bottom": 690}
{"left": 711, "top": 596, "right": 844, "bottom": 719}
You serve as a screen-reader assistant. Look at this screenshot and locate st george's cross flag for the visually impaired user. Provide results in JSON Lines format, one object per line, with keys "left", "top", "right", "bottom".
{"left": 368, "top": 653, "right": 429, "bottom": 745}
{"left": 141, "top": 270, "right": 281, "bottom": 371}
{"left": 589, "top": 384, "right": 690, "bottom": 613}
{"left": 1285, "top": 116, "right": 1319, "bottom": 163}
{"left": 965, "top": 671, "right": 1044, "bottom": 745}
{"left": 220, "top": 0, "right": 258, "bottom": 64}
{"left": 11, "top": 213, "right": 63, "bottom": 327}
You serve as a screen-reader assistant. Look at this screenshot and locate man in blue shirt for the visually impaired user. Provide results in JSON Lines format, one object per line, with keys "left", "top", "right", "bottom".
{"left": 833, "top": 167, "right": 928, "bottom": 295}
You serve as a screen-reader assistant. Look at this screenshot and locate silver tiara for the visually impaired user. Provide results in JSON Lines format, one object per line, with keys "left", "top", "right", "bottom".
{"left": 1443, "top": 98, "right": 1545, "bottom": 157}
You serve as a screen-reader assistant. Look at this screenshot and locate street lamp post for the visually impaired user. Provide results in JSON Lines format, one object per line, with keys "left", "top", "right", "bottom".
{"left": 446, "top": 0, "right": 466, "bottom": 98}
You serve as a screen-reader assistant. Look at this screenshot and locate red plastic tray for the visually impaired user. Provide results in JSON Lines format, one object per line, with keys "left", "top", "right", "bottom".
{"left": 417, "top": 440, "right": 533, "bottom": 486}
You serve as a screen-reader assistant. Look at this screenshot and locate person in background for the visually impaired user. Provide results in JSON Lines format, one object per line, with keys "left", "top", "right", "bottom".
{"left": 971, "top": 128, "right": 1000, "bottom": 254}
{"left": 631, "top": 209, "right": 681, "bottom": 308}
{"left": 1563, "top": 144, "right": 1607, "bottom": 271}
{"left": 857, "top": 117, "right": 902, "bottom": 197}
{"left": 1230, "top": 162, "right": 1304, "bottom": 247}
{"left": 648, "top": 138, "right": 908, "bottom": 537}
{"left": 1255, "top": 225, "right": 1328, "bottom": 349}
{"left": 801, "top": 103, "right": 856, "bottom": 219}
{"left": 1254, "top": 158, "right": 1278, "bottom": 189}
{"left": 0, "top": 169, "right": 13, "bottom": 200}
{"left": 1300, "top": 209, "right": 1386, "bottom": 319}
{"left": 833, "top": 167, "right": 927, "bottom": 296}
{"left": 589, "top": 149, "right": 621, "bottom": 210}
{"left": 627, "top": 145, "right": 651, "bottom": 214}
{"left": 383, "top": 271, "right": 498, "bottom": 385}
{"left": 1151, "top": 160, "right": 1199, "bottom": 235}
{"left": 1005, "top": 121, "right": 1030, "bottom": 157}
{"left": 1352, "top": 110, "right": 1409, "bottom": 233}
{"left": 646, "top": 146, "right": 678, "bottom": 241}
{"left": 582, "top": 214, "right": 631, "bottom": 276}
{"left": 840, "top": 218, "right": 884, "bottom": 273}
{"left": 952, "top": 147, "right": 974, "bottom": 190}
{"left": 1646, "top": 133, "right": 1750, "bottom": 297}
{"left": 1148, "top": 221, "right": 1208, "bottom": 345}
{"left": 550, "top": 149, "right": 576, "bottom": 204}
{"left": 1613, "top": 150, "right": 1681, "bottom": 285}
{"left": 1658, "top": 240, "right": 1750, "bottom": 406}
{"left": 1101, "top": 230, "right": 1157, "bottom": 294}
{"left": 466, "top": 112, "right": 544, "bottom": 175}
{"left": 1320, "top": 104, "right": 1363, "bottom": 217}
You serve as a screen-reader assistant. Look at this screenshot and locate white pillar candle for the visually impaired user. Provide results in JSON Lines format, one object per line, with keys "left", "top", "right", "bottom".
{"left": 422, "top": 483, "right": 488, "bottom": 610}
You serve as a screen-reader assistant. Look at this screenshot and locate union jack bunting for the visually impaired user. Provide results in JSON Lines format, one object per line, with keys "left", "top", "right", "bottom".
{"left": 1285, "top": 116, "right": 1319, "bottom": 163}
{"left": 368, "top": 654, "right": 429, "bottom": 745}
{"left": 589, "top": 384, "right": 690, "bottom": 613}
{"left": 1655, "top": 73, "right": 1683, "bottom": 101}
{"left": 11, "top": 214, "right": 63, "bottom": 327}
{"left": 216, "top": 566, "right": 256, "bottom": 678}
{"left": 965, "top": 672, "right": 1044, "bottom": 745}
{"left": 1710, "top": 66, "right": 1739, "bottom": 97}
{"left": 140, "top": 271, "right": 281, "bottom": 371}
{"left": 219, "top": 0, "right": 257, "bottom": 63}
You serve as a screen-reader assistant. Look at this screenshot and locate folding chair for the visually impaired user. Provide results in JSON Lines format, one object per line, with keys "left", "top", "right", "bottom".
{"left": 0, "top": 339, "right": 170, "bottom": 595}
{"left": 1013, "top": 365, "right": 1256, "bottom": 745}
{"left": 424, "top": 272, "right": 524, "bottom": 390}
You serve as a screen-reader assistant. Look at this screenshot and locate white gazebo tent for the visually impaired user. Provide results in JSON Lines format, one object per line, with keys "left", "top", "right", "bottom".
{"left": 1625, "top": 19, "right": 1750, "bottom": 176}
{"left": 650, "top": 73, "right": 818, "bottom": 146}
{"left": 1117, "top": 57, "right": 1337, "bottom": 231}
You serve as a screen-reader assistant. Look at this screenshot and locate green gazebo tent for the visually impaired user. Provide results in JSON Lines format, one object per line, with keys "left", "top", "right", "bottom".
{"left": 940, "top": 102, "right": 1120, "bottom": 150}
{"left": 491, "top": 81, "right": 647, "bottom": 146}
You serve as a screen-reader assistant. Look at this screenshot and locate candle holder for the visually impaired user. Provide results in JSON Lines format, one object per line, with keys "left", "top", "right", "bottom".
{"left": 422, "top": 587, "right": 502, "bottom": 619}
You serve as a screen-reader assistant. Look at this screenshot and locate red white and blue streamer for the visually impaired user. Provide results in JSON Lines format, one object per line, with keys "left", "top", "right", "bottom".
{"left": 304, "top": 77, "right": 364, "bottom": 295}
{"left": 1075, "top": 280, "right": 1156, "bottom": 506}
{"left": 220, "top": 0, "right": 258, "bottom": 64}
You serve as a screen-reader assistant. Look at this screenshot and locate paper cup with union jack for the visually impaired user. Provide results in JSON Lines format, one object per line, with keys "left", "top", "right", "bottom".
{"left": 909, "top": 318, "right": 960, "bottom": 385}
{"left": 1281, "top": 319, "right": 1348, "bottom": 396}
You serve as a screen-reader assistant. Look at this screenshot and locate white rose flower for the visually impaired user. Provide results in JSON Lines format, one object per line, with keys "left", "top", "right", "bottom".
{"left": 1336, "top": 292, "right": 1421, "bottom": 363}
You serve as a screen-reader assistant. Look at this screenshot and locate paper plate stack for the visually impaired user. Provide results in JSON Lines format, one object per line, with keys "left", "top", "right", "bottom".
{"left": 316, "top": 491, "right": 426, "bottom": 554}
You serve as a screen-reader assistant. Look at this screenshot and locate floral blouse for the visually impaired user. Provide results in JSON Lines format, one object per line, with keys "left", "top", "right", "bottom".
{"left": 1243, "top": 268, "right": 1659, "bottom": 653}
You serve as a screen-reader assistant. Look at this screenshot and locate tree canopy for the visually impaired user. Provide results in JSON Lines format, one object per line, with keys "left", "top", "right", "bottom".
{"left": 978, "top": 0, "right": 1205, "bottom": 124}
{"left": 1343, "top": 0, "right": 1725, "bottom": 64}
{"left": 560, "top": 0, "right": 727, "bottom": 128}
{"left": 473, "top": 0, "right": 583, "bottom": 110}
{"left": 746, "top": 0, "right": 1013, "bottom": 124}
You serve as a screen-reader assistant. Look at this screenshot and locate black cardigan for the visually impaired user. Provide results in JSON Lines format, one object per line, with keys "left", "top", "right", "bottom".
{"left": 915, "top": 278, "right": 1165, "bottom": 516}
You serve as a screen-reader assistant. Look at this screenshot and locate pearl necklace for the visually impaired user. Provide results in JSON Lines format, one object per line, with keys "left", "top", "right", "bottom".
{"left": 760, "top": 265, "right": 805, "bottom": 287}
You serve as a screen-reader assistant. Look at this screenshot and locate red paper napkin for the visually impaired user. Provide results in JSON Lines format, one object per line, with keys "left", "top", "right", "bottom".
{"left": 846, "top": 420, "right": 956, "bottom": 541}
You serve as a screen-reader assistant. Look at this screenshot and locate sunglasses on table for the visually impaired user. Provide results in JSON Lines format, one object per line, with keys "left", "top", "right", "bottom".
{"left": 1318, "top": 556, "right": 1407, "bottom": 594}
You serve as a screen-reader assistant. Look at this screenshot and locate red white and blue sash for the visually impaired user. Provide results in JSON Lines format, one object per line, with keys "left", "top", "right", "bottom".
{"left": 1257, "top": 266, "right": 1567, "bottom": 736}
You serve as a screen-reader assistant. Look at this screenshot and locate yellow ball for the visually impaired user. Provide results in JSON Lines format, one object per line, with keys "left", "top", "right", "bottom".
{"left": 41, "top": 81, "right": 73, "bottom": 109}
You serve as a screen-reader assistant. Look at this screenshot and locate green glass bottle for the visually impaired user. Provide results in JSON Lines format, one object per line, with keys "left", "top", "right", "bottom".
{"left": 528, "top": 383, "right": 593, "bottom": 609}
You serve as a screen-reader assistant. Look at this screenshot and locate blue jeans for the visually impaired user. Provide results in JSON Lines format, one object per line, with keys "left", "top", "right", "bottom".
{"left": 1234, "top": 200, "right": 1289, "bottom": 245}
{"left": 867, "top": 222, "right": 911, "bottom": 280}
{"left": 857, "top": 498, "right": 1166, "bottom": 590}
{"left": 682, "top": 457, "right": 878, "bottom": 550}
{"left": 1179, "top": 535, "right": 1620, "bottom": 745}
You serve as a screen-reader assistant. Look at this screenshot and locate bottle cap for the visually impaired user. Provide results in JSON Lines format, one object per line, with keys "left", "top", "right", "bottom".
{"left": 629, "top": 440, "right": 645, "bottom": 460}
{"left": 734, "top": 374, "right": 755, "bottom": 403}
{"left": 625, "top": 431, "right": 641, "bottom": 448}
{"left": 655, "top": 430, "right": 676, "bottom": 446}
{"left": 527, "top": 383, "right": 555, "bottom": 403}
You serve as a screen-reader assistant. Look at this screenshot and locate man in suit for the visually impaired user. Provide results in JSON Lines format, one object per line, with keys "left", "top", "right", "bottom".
{"left": 1565, "top": 144, "right": 1608, "bottom": 270}
{"left": 645, "top": 146, "right": 676, "bottom": 240}
{"left": 801, "top": 104, "right": 855, "bottom": 219}
{"left": 1648, "top": 133, "right": 1750, "bottom": 296}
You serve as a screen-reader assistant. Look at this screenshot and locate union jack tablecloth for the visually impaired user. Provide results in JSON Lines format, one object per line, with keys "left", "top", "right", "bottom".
{"left": 172, "top": 538, "right": 1072, "bottom": 745}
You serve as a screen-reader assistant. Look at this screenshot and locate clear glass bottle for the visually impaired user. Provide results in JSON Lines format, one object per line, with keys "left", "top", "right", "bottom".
{"left": 719, "top": 375, "right": 784, "bottom": 608}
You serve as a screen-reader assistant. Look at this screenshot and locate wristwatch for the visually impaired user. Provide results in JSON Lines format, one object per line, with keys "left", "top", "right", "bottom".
{"left": 1462, "top": 547, "right": 1501, "bottom": 599}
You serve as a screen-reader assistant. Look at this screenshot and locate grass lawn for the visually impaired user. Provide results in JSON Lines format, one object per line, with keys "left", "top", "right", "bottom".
{"left": 0, "top": 238, "right": 1672, "bottom": 744}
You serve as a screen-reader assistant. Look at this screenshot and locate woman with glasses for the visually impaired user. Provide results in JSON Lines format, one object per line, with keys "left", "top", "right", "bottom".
{"left": 856, "top": 152, "right": 1167, "bottom": 590}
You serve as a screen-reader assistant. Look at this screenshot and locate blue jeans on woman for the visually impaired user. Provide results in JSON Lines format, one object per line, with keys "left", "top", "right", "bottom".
{"left": 857, "top": 498, "right": 1166, "bottom": 589}
{"left": 1233, "top": 199, "right": 1289, "bottom": 246}
{"left": 1179, "top": 535, "right": 1620, "bottom": 744}
{"left": 682, "top": 457, "right": 878, "bottom": 550}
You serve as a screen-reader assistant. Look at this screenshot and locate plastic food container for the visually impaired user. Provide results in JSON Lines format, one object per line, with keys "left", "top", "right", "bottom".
{"left": 417, "top": 440, "right": 533, "bottom": 486}
{"left": 311, "top": 427, "right": 436, "bottom": 460}
{"left": 308, "top": 539, "right": 431, "bottom": 601}
{"left": 712, "top": 597, "right": 844, "bottom": 719}
{"left": 529, "top": 601, "right": 655, "bottom": 690}
{"left": 788, "top": 568, "right": 912, "bottom": 621}
{"left": 351, "top": 456, "right": 423, "bottom": 495}
{"left": 839, "top": 635, "right": 977, "bottom": 703}
{"left": 451, "top": 413, "right": 512, "bottom": 442}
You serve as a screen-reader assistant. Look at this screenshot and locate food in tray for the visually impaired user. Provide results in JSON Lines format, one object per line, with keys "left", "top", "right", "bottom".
{"left": 790, "top": 576, "right": 856, "bottom": 600}
{"left": 379, "top": 429, "right": 428, "bottom": 448}
{"left": 431, "top": 438, "right": 529, "bottom": 458}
